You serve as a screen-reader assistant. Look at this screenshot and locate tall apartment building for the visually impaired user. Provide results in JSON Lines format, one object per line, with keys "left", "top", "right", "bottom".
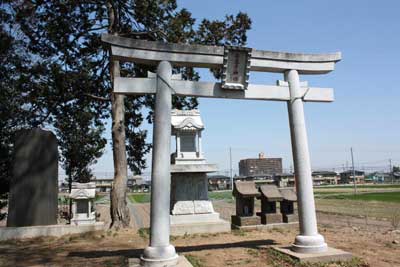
{"left": 239, "top": 153, "right": 283, "bottom": 177}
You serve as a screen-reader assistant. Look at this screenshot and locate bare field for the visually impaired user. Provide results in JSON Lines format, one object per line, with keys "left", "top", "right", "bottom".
{"left": 1, "top": 191, "right": 399, "bottom": 267}
{"left": 0, "top": 213, "right": 399, "bottom": 267}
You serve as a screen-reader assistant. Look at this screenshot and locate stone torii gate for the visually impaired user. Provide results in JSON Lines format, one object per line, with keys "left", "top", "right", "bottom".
{"left": 102, "top": 34, "right": 342, "bottom": 266}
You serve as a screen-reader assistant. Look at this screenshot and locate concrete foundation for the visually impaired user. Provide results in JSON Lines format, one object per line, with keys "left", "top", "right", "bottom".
{"left": 231, "top": 222, "right": 298, "bottom": 231}
{"left": 0, "top": 222, "right": 105, "bottom": 241}
{"left": 170, "top": 213, "right": 230, "bottom": 236}
{"left": 260, "top": 213, "right": 282, "bottom": 224}
{"left": 129, "top": 256, "right": 193, "bottom": 267}
{"left": 273, "top": 246, "right": 352, "bottom": 263}
{"left": 283, "top": 214, "right": 298, "bottom": 223}
{"left": 231, "top": 215, "right": 260, "bottom": 227}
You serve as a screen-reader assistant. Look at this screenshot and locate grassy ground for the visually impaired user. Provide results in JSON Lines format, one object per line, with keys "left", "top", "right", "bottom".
{"left": 127, "top": 191, "right": 234, "bottom": 203}
{"left": 315, "top": 184, "right": 400, "bottom": 189}
{"left": 128, "top": 193, "right": 151, "bottom": 203}
{"left": 322, "top": 192, "right": 400, "bottom": 203}
{"left": 208, "top": 190, "right": 233, "bottom": 200}
{"left": 315, "top": 198, "right": 400, "bottom": 221}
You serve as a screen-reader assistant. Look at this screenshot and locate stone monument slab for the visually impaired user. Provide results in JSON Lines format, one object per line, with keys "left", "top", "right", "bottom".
{"left": 7, "top": 128, "right": 58, "bottom": 227}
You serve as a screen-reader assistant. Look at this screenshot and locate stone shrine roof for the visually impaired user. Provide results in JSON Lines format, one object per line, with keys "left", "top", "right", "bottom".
{"left": 233, "top": 181, "right": 260, "bottom": 198}
{"left": 70, "top": 182, "right": 96, "bottom": 199}
{"left": 171, "top": 109, "right": 204, "bottom": 132}
{"left": 259, "top": 185, "right": 283, "bottom": 201}
{"left": 279, "top": 188, "right": 297, "bottom": 202}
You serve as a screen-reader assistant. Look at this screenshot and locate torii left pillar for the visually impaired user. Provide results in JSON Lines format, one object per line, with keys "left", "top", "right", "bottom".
{"left": 141, "top": 61, "right": 179, "bottom": 266}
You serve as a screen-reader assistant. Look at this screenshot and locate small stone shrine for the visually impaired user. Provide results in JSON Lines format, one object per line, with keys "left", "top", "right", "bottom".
{"left": 259, "top": 185, "right": 283, "bottom": 224}
{"left": 279, "top": 188, "right": 298, "bottom": 223}
{"left": 231, "top": 181, "right": 261, "bottom": 227}
{"left": 69, "top": 182, "right": 96, "bottom": 225}
{"left": 7, "top": 128, "right": 58, "bottom": 227}
{"left": 170, "top": 109, "right": 230, "bottom": 235}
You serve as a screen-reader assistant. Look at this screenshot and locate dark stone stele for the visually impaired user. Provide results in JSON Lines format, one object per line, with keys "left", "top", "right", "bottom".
{"left": 7, "top": 128, "right": 58, "bottom": 227}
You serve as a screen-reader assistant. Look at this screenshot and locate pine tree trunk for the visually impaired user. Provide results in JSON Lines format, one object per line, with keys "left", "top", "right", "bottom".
{"left": 108, "top": 1, "right": 130, "bottom": 229}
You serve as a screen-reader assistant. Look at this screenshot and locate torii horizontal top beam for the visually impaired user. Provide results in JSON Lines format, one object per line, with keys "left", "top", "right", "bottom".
{"left": 102, "top": 34, "right": 341, "bottom": 74}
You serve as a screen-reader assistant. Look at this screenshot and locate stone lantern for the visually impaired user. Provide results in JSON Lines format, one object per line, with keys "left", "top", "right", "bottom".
{"left": 171, "top": 109, "right": 205, "bottom": 164}
{"left": 69, "top": 182, "right": 96, "bottom": 225}
{"left": 170, "top": 109, "right": 230, "bottom": 235}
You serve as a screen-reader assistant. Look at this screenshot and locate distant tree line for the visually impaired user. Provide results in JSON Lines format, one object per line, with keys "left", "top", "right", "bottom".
{"left": 0, "top": 1, "right": 251, "bottom": 227}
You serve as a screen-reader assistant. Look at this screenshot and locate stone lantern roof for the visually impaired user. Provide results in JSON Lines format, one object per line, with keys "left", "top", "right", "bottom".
{"left": 171, "top": 109, "right": 204, "bottom": 133}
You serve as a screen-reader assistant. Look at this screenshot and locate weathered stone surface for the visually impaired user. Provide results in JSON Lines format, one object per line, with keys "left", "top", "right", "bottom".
{"left": 0, "top": 222, "right": 105, "bottom": 241}
{"left": 273, "top": 246, "right": 352, "bottom": 263}
{"left": 129, "top": 256, "right": 193, "bottom": 267}
{"left": 171, "top": 201, "right": 195, "bottom": 215}
{"left": 261, "top": 213, "right": 283, "bottom": 225}
{"left": 70, "top": 182, "right": 96, "bottom": 225}
{"left": 194, "top": 200, "right": 214, "bottom": 214}
{"left": 7, "top": 128, "right": 58, "bottom": 227}
{"left": 231, "top": 215, "right": 260, "bottom": 226}
{"left": 102, "top": 34, "right": 342, "bottom": 74}
{"left": 170, "top": 173, "right": 208, "bottom": 212}
{"left": 283, "top": 214, "right": 298, "bottom": 223}
{"left": 170, "top": 220, "right": 231, "bottom": 236}
{"left": 171, "top": 164, "right": 217, "bottom": 173}
{"left": 170, "top": 213, "right": 220, "bottom": 224}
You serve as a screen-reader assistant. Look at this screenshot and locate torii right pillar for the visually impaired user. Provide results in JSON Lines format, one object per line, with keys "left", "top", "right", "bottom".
{"left": 286, "top": 69, "right": 327, "bottom": 253}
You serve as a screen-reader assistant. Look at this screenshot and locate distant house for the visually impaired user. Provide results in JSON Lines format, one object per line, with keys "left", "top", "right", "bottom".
{"left": 339, "top": 170, "right": 365, "bottom": 184}
{"left": 273, "top": 171, "right": 339, "bottom": 187}
{"left": 92, "top": 175, "right": 148, "bottom": 192}
{"left": 312, "top": 171, "right": 339, "bottom": 185}
{"left": 273, "top": 173, "right": 295, "bottom": 187}
{"left": 208, "top": 175, "right": 231, "bottom": 191}
{"left": 365, "top": 172, "right": 388, "bottom": 183}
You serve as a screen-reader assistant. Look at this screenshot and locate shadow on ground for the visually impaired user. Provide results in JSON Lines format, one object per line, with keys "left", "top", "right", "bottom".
{"left": 67, "top": 239, "right": 277, "bottom": 259}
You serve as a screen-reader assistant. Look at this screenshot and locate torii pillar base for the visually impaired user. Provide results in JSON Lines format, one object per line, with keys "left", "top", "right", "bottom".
{"left": 129, "top": 256, "right": 193, "bottom": 267}
{"left": 272, "top": 246, "right": 353, "bottom": 264}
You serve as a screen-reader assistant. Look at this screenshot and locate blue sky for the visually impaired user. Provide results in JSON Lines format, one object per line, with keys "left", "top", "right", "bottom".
{"left": 91, "top": 0, "right": 400, "bottom": 178}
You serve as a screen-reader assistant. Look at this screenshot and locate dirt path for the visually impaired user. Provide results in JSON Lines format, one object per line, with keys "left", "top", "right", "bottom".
{"left": 0, "top": 220, "right": 399, "bottom": 267}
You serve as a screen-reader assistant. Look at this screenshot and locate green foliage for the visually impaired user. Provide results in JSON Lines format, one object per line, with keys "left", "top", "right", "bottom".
{"left": 138, "top": 228, "right": 150, "bottom": 239}
{"left": 1, "top": 1, "right": 251, "bottom": 189}
{"left": 209, "top": 190, "right": 233, "bottom": 200}
{"left": 128, "top": 193, "right": 150, "bottom": 203}
{"left": 185, "top": 254, "right": 203, "bottom": 267}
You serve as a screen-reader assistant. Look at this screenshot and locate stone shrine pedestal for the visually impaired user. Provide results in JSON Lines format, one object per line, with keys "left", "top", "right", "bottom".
{"left": 169, "top": 109, "right": 230, "bottom": 236}
{"left": 170, "top": 164, "right": 230, "bottom": 236}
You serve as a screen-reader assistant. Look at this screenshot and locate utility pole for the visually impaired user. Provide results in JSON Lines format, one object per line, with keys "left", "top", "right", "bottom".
{"left": 351, "top": 147, "right": 357, "bottom": 195}
{"left": 389, "top": 159, "right": 393, "bottom": 184}
{"left": 229, "top": 147, "right": 233, "bottom": 191}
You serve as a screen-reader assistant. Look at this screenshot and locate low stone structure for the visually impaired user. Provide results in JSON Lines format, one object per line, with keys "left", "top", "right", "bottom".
{"left": 170, "top": 109, "right": 230, "bottom": 235}
{"left": 231, "top": 181, "right": 260, "bottom": 227}
{"left": 7, "top": 128, "right": 58, "bottom": 227}
{"left": 70, "top": 182, "right": 96, "bottom": 225}
{"left": 279, "top": 188, "right": 297, "bottom": 223}
{"left": 259, "top": 185, "right": 283, "bottom": 224}
{"left": 0, "top": 222, "right": 105, "bottom": 241}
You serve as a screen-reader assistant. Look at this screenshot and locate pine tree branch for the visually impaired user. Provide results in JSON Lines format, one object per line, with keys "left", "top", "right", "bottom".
{"left": 84, "top": 93, "right": 110, "bottom": 102}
